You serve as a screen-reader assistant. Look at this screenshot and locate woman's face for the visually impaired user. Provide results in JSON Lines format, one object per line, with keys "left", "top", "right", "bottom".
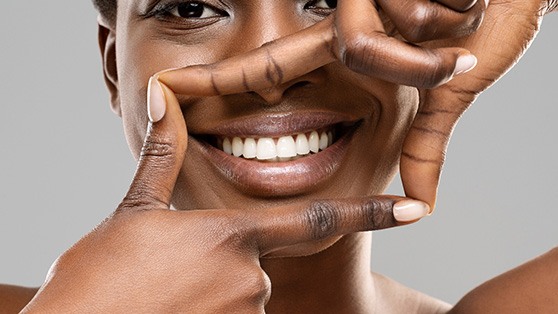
{"left": 112, "top": 0, "right": 419, "bottom": 210}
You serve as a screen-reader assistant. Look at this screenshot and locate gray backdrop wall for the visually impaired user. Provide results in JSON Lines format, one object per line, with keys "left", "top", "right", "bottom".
{"left": 1, "top": 1, "right": 557, "bottom": 305}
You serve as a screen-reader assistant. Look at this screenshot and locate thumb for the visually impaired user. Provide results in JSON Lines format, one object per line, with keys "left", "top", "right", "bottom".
{"left": 118, "top": 78, "right": 187, "bottom": 211}
{"left": 399, "top": 87, "right": 466, "bottom": 211}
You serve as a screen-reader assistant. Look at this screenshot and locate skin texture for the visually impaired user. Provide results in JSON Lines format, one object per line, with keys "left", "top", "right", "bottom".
{"left": 2, "top": 0, "right": 557, "bottom": 313}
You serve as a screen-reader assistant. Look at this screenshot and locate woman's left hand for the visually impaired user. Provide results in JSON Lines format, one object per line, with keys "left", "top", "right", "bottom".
{"left": 399, "top": 0, "right": 553, "bottom": 209}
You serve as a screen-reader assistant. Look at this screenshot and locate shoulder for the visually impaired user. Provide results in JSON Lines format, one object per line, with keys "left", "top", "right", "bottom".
{"left": 0, "top": 284, "right": 38, "bottom": 313}
{"left": 450, "top": 247, "right": 558, "bottom": 314}
{"left": 372, "top": 272, "right": 451, "bottom": 314}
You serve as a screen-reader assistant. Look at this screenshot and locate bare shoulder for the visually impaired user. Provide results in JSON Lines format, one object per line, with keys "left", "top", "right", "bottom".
{"left": 0, "top": 285, "right": 38, "bottom": 314}
{"left": 450, "top": 247, "right": 558, "bottom": 314}
{"left": 372, "top": 272, "right": 451, "bottom": 314}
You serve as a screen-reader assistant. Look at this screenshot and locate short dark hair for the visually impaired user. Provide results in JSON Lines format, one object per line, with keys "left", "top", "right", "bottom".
{"left": 92, "top": 0, "right": 117, "bottom": 25}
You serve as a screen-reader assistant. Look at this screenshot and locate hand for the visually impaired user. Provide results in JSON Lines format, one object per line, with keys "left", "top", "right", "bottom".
{"left": 153, "top": 0, "right": 487, "bottom": 109}
{"left": 399, "top": 0, "right": 552, "bottom": 209}
{"left": 153, "top": 0, "right": 487, "bottom": 210}
{"left": 22, "top": 71, "right": 429, "bottom": 313}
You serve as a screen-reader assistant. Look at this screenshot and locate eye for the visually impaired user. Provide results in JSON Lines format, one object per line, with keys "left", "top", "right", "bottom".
{"left": 305, "top": 0, "right": 337, "bottom": 16}
{"left": 169, "top": 2, "right": 221, "bottom": 19}
{"left": 307, "top": 0, "right": 337, "bottom": 10}
{"left": 145, "top": 1, "right": 228, "bottom": 22}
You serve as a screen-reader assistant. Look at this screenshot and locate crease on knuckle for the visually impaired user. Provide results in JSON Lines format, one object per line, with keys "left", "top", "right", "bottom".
{"left": 362, "top": 198, "right": 396, "bottom": 230}
{"left": 141, "top": 138, "right": 176, "bottom": 159}
{"left": 401, "top": 150, "right": 444, "bottom": 166}
{"left": 446, "top": 84, "right": 480, "bottom": 105}
{"left": 264, "top": 49, "right": 284, "bottom": 87}
{"left": 341, "top": 31, "right": 383, "bottom": 73}
{"left": 210, "top": 214, "right": 253, "bottom": 252}
{"left": 305, "top": 201, "right": 339, "bottom": 241}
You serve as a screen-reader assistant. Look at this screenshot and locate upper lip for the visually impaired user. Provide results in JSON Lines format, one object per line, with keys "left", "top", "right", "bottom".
{"left": 188, "top": 111, "right": 361, "bottom": 138}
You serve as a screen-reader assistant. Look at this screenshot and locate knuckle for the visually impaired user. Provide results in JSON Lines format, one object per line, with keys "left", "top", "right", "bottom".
{"left": 399, "top": 4, "right": 434, "bottom": 42}
{"left": 118, "top": 185, "right": 170, "bottom": 212}
{"left": 340, "top": 31, "right": 382, "bottom": 73}
{"left": 361, "top": 198, "right": 396, "bottom": 230}
{"left": 141, "top": 138, "right": 176, "bottom": 159}
{"left": 304, "top": 201, "right": 340, "bottom": 241}
{"left": 209, "top": 214, "right": 254, "bottom": 251}
{"left": 241, "top": 269, "right": 272, "bottom": 305}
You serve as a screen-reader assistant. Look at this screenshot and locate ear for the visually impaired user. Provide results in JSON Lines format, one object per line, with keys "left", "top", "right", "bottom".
{"left": 97, "top": 17, "right": 121, "bottom": 117}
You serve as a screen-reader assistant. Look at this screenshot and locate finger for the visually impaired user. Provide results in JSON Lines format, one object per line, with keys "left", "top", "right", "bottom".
{"left": 250, "top": 197, "right": 430, "bottom": 255}
{"left": 158, "top": 6, "right": 476, "bottom": 100}
{"left": 376, "top": 0, "right": 485, "bottom": 42}
{"left": 400, "top": 0, "right": 542, "bottom": 210}
{"left": 336, "top": 0, "right": 478, "bottom": 89}
{"left": 118, "top": 79, "right": 187, "bottom": 211}
{"left": 158, "top": 18, "right": 337, "bottom": 97}
{"left": 399, "top": 88, "right": 461, "bottom": 212}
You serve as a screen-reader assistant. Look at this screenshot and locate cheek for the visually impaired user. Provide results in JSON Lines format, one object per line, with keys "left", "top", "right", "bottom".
{"left": 115, "top": 34, "right": 224, "bottom": 159}
{"left": 353, "top": 85, "right": 419, "bottom": 195}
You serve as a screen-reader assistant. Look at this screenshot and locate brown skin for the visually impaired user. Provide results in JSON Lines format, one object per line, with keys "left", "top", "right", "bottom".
{"left": 4, "top": 0, "right": 558, "bottom": 313}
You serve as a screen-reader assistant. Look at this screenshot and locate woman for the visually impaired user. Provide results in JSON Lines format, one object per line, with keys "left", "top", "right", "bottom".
{"left": 2, "top": 0, "right": 557, "bottom": 312}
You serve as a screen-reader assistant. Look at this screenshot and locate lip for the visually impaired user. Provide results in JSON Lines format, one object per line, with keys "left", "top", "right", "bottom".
{"left": 188, "top": 112, "right": 361, "bottom": 197}
{"left": 189, "top": 111, "right": 359, "bottom": 138}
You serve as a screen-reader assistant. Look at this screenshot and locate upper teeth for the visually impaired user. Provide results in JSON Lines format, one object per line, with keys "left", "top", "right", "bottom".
{"left": 221, "top": 130, "right": 334, "bottom": 161}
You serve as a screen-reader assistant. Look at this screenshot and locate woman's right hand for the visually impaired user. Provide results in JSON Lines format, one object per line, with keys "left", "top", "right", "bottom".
{"left": 21, "top": 75, "right": 428, "bottom": 313}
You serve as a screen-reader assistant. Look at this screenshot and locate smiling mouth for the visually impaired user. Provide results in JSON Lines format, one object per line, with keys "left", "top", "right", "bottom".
{"left": 198, "top": 122, "right": 353, "bottom": 162}
{"left": 188, "top": 112, "right": 363, "bottom": 196}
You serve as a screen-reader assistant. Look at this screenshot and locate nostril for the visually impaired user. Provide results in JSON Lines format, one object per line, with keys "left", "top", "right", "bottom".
{"left": 290, "top": 81, "right": 311, "bottom": 89}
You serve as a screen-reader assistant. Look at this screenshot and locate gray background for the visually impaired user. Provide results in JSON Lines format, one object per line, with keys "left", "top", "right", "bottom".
{"left": 1, "top": 1, "right": 556, "bottom": 305}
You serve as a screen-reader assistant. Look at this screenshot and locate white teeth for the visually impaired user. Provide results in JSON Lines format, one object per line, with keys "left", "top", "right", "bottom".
{"left": 223, "top": 138, "right": 232, "bottom": 155}
{"left": 295, "top": 133, "right": 310, "bottom": 155}
{"left": 309, "top": 131, "right": 320, "bottom": 153}
{"left": 220, "top": 129, "right": 335, "bottom": 160}
{"left": 243, "top": 138, "right": 257, "bottom": 159}
{"left": 277, "top": 136, "right": 297, "bottom": 158}
{"left": 319, "top": 132, "right": 328, "bottom": 151}
{"left": 256, "top": 138, "right": 277, "bottom": 160}
{"left": 232, "top": 137, "right": 243, "bottom": 157}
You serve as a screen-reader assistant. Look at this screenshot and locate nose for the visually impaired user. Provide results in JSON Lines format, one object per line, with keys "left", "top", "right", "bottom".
{"left": 235, "top": 4, "right": 323, "bottom": 105}
{"left": 253, "top": 79, "right": 314, "bottom": 105}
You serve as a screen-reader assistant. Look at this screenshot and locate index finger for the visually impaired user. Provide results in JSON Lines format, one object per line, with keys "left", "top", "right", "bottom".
{"left": 157, "top": 9, "right": 476, "bottom": 101}
{"left": 249, "top": 196, "right": 430, "bottom": 256}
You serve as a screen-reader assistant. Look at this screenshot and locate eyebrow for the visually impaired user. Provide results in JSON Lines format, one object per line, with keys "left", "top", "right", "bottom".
{"left": 138, "top": 0, "right": 160, "bottom": 16}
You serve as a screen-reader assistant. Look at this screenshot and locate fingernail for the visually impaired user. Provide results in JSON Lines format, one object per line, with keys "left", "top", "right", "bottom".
{"left": 148, "top": 76, "right": 166, "bottom": 123}
{"left": 393, "top": 200, "right": 430, "bottom": 222}
{"left": 454, "top": 54, "right": 478, "bottom": 76}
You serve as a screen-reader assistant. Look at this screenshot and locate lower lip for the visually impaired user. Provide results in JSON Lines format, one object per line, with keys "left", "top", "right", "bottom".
{"left": 190, "top": 127, "right": 357, "bottom": 197}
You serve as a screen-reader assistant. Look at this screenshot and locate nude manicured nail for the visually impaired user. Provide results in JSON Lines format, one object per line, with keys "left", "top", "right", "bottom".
{"left": 147, "top": 77, "right": 166, "bottom": 123}
{"left": 454, "top": 54, "right": 478, "bottom": 76}
{"left": 393, "top": 200, "right": 430, "bottom": 222}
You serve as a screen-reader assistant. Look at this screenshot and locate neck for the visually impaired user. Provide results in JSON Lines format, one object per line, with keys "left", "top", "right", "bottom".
{"left": 261, "top": 232, "right": 375, "bottom": 314}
